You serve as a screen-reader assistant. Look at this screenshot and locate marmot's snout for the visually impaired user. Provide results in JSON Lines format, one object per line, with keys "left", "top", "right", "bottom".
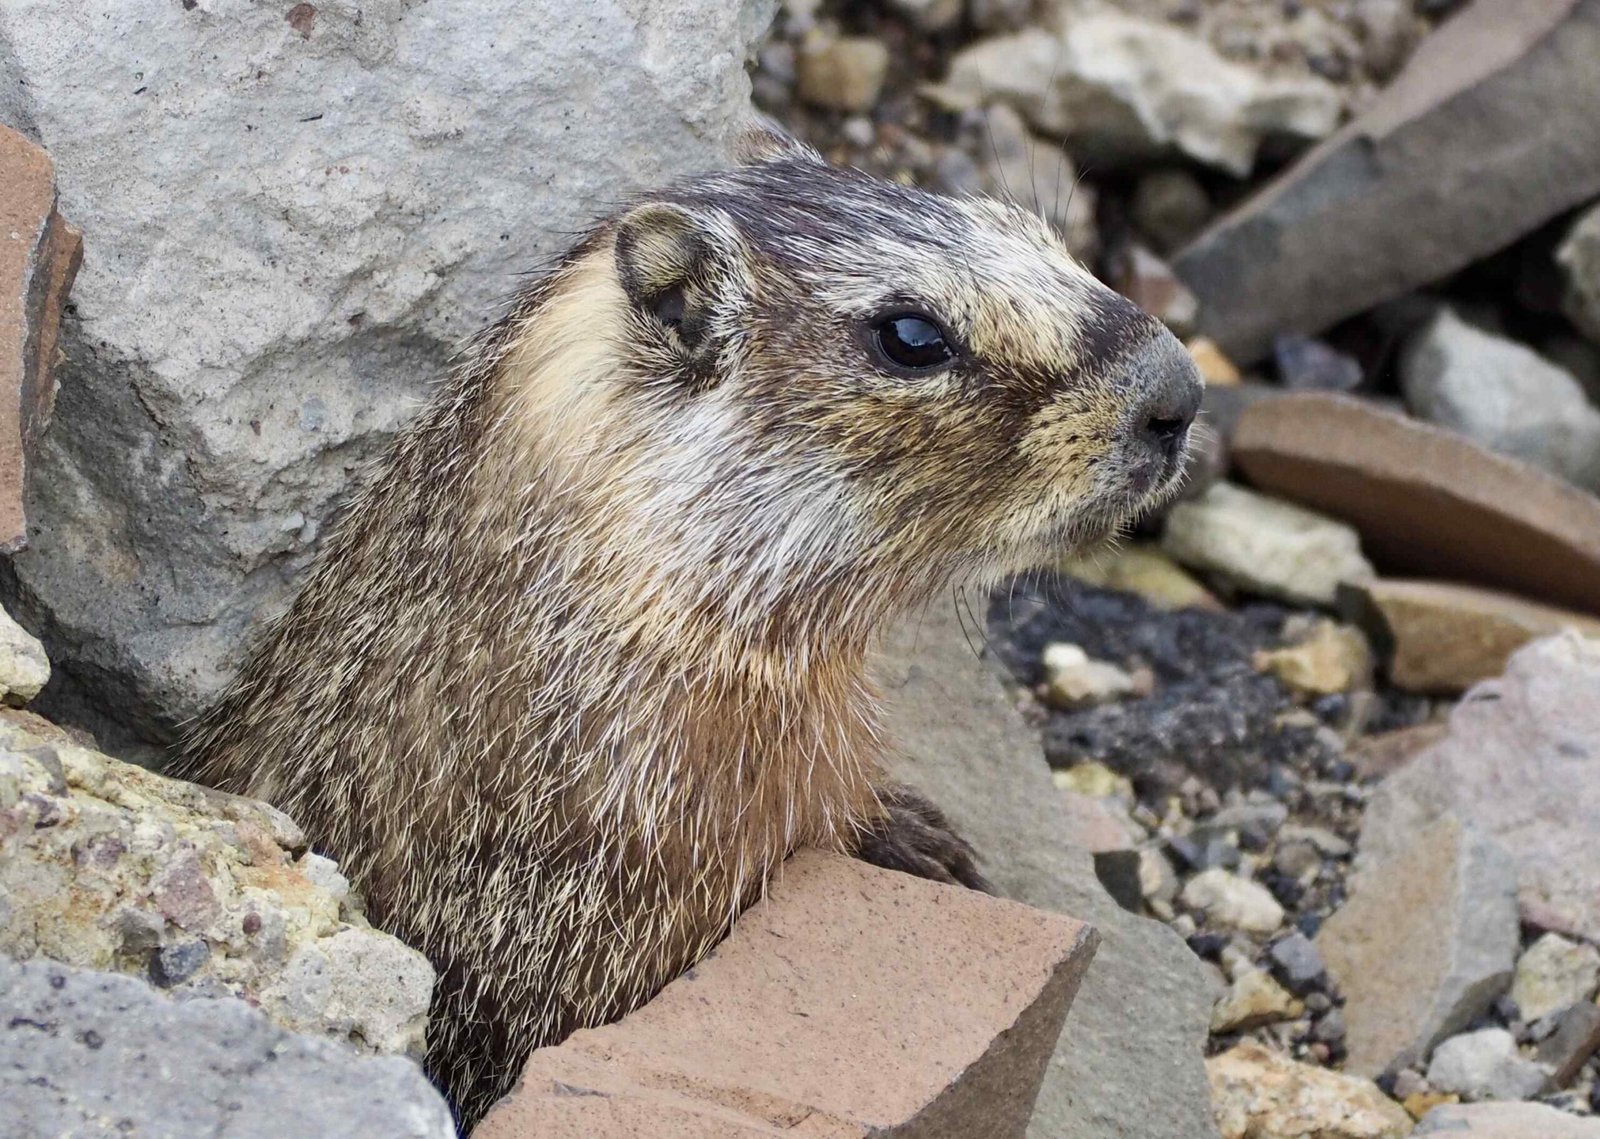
{"left": 1125, "top": 328, "right": 1203, "bottom": 485}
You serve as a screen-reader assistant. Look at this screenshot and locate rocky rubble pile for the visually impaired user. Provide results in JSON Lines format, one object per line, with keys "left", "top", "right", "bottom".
{"left": 758, "top": 1, "right": 1600, "bottom": 1137}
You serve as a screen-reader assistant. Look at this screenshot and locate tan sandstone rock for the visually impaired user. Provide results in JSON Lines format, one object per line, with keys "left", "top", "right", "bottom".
{"left": 1317, "top": 815, "right": 1519, "bottom": 1078}
{"left": 0, "top": 712, "right": 434, "bottom": 1057}
{"left": 1208, "top": 1041, "right": 1412, "bottom": 1139}
{"left": 1232, "top": 394, "right": 1600, "bottom": 617}
{"left": 472, "top": 850, "right": 1097, "bottom": 1139}
{"left": 1341, "top": 578, "right": 1600, "bottom": 695}
{"left": 0, "top": 123, "right": 81, "bottom": 553}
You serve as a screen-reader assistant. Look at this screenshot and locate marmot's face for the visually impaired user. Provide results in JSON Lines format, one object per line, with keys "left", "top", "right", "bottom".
{"left": 592, "top": 148, "right": 1200, "bottom": 599}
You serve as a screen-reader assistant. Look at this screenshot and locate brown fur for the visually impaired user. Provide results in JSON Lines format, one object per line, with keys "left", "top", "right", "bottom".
{"left": 176, "top": 130, "right": 1198, "bottom": 1122}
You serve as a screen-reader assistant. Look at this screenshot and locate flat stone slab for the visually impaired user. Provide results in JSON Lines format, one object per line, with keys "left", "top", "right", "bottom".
{"left": 1232, "top": 394, "right": 1600, "bottom": 617}
{"left": 1317, "top": 815, "right": 1519, "bottom": 1078}
{"left": 0, "top": 122, "right": 80, "bottom": 553}
{"left": 473, "top": 851, "right": 1097, "bottom": 1139}
{"left": 1341, "top": 578, "right": 1600, "bottom": 695}
{"left": 1175, "top": 0, "right": 1600, "bottom": 360}
{"left": 1417, "top": 1102, "right": 1600, "bottom": 1136}
{"left": 875, "top": 602, "right": 1221, "bottom": 1139}
{"left": 0, "top": 956, "right": 454, "bottom": 1139}
{"left": 1362, "top": 633, "right": 1600, "bottom": 942}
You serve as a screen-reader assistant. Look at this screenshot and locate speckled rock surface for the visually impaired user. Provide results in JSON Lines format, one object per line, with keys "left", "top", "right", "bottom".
{"left": 0, "top": 712, "right": 434, "bottom": 1056}
{"left": 0, "top": 955, "right": 454, "bottom": 1139}
{"left": 1207, "top": 1041, "right": 1412, "bottom": 1139}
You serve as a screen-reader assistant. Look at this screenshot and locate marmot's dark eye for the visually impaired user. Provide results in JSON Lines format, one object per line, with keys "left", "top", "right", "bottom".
{"left": 873, "top": 313, "right": 954, "bottom": 371}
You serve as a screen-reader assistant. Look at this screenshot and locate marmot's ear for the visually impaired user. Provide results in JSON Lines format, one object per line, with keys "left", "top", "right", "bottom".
{"left": 614, "top": 203, "right": 744, "bottom": 357}
{"left": 733, "top": 115, "right": 824, "bottom": 167}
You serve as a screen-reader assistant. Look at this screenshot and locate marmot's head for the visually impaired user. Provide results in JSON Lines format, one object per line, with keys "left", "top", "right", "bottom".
{"left": 494, "top": 126, "right": 1199, "bottom": 635}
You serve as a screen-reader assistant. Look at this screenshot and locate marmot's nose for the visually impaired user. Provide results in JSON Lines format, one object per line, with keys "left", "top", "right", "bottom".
{"left": 1129, "top": 331, "right": 1202, "bottom": 460}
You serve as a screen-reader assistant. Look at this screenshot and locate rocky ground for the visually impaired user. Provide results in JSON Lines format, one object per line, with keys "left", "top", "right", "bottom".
{"left": 3, "top": 1, "right": 1600, "bottom": 1138}
{"left": 757, "top": 1, "right": 1600, "bottom": 1137}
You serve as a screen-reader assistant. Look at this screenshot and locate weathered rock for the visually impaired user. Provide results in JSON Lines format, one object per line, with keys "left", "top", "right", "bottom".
{"left": 796, "top": 33, "right": 889, "bottom": 112}
{"left": 1109, "top": 243, "right": 1198, "bottom": 337}
{"left": 1252, "top": 618, "right": 1371, "bottom": 696}
{"left": 1416, "top": 1101, "right": 1600, "bottom": 1137}
{"left": 1348, "top": 721, "right": 1449, "bottom": 782}
{"left": 0, "top": 956, "right": 454, "bottom": 1139}
{"left": 1426, "top": 1028, "right": 1550, "bottom": 1102}
{"left": 1362, "top": 634, "right": 1600, "bottom": 940}
{"left": 1208, "top": 1041, "right": 1413, "bottom": 1139}
{"left": 874, "top": 603, "right": 1221, "bottom": 1139}
{"left": 1274, "top": 334, "right": 1362, "bottom": 393}
{"left": 1188, "top": 337, "right": 1241, "bottom": 388}
{"left": 0, "top": 0, "right": 775, "bottom": 748}
{"left": 1162, "top": 482, "right": 1375, "bottom": 607}
{"left": 886, "top": 0, "right": 962, "bottom": 32}
{"left": 0, "top": 600, "right": 48, "bottom": 703}
{"left": 1131, "top": 168, "right": 1213, "bottom": 254}
{"left": 473, "top": 851, "right": 1097, "bottom": 1139}
{"left": 1317, "top": 816, "right": 1520, "bottom": 1078}
{"left": 1400, "top": 308, "right": 1600, "bottom": 492}
{"left": 1040, "top": 642, "right": 1141, "bottom": 710}
{"left": 1537, "top": 1002, "right": 1600, "bottom": 1087}
{"left": 0, "top": 712, "right": 434, "bottom": 1056}
{"left": 933, "top": 11, "right": 1341, "bottom": 175}
{"left": 1560, "top": 199, "right": 1600, "bottom": 345}
{"left": 1181, "top": 868, "right": 1285, "bottom": 934}
{"left": 1175, "top": 0, "right": 1600, "bottom": 360}
{"left": 1211, "top": 969, "right": 1299, "bottom": 1033}
{"left": 1267, "top": 932, "right": 1328, "bottom": 997}
{"left": 1510, "top": 933, "right": 1600, "bottom": 1023}
{"left": 0, "top": 123, "right": 79, "bottom": 555}
{"left": 1057, "top": 543, "right": 1220, "bottom": 611}
{"left": 1231, "top": 393, "right": 1600, "bottom": 617}
{"left": 1341, "top": 578, "right": 1600, "bottom": 695}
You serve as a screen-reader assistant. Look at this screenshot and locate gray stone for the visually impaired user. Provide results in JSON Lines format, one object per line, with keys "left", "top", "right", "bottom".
{"left": 1274, "top": 334, "right": 1362, "bottom": 393}
{"left": 1426, "top": 1028, "right": 1551, "bottom": 1102}
{"left": 0, "top": 0, "right": 776, "bottom": 748}
{"left": 1537, "top": 1002, "right": 1600, "bottom": 1087}
{"left": 964, "top": 103, "right": 1097, "bottom": 261}
{"left": 1161, "top": 482, "right": 1375, "bottom": 607}
{"left": 1176, "top": 0, "right": 1600, "bottom": 361}
{"left": 1416, "top": 1101, "right": 1600, "bottom": 1136}
{"left": 875, "top": 602, "right": 1220, "bottom": 1139}
{"left": 1317, "top": 816, "right": 1520, "bottom": 1078}
{"left": 1130, "top": 168, "right": 1212, "bottom": 254}
{"left": 1560, "top": 200, "right": 1600, "bottom": 346}
{"left": 932, "top": 11, "right": 1341, "bottom": 176}
{"left": 0, "top": 956, "right": 454, "bottom": 1139}
{"left": 1400, "top": 308, "right": 1600, "bottom": 493}
{"left": 1267, "top": 933, "right": 1327, "bottom": 997}
{"left": 1362, "top": 633, "right": 1600, "bottom": 941}
{"left": 0, "top": 711, "right": 434, "bottom": 1057}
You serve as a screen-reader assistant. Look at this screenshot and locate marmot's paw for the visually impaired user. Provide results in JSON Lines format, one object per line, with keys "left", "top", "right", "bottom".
{"left": 854, "top": 785, "right": 992, "bottom": 893}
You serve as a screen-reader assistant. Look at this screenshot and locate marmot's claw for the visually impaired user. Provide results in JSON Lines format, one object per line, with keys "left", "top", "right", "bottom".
{"left": 854, "top": 785, "right": 993, "bottom": 894}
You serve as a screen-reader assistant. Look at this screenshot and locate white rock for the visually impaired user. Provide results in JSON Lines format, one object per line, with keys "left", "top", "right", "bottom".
{"left": 1559, "top": 200, "right": 1600, "bottom": 346}
{"left": 935, "top": 12, "right": 1343, "bottom": 175}
{"left": 1426, "top": 1028, "right": 1551, "bottom": 1102}
{"left": 1401, "top": 307, "right": 1600, "bottom": 492}
{"left": 0, "top": 605, "right": 48, "bottom": 705}
{"left": 1181, "top": 867, "right": 1285, "bottom": 934}
{"left": 1162, "top": 482, "right": 1375, "bottom": 606}
{"left": 1416, "top": 1101, "right": 1600, "bottom": 1136}
{"left": 1041, "top": 642, "right": 1139, "bottom": 709}
{"left": 966, "top": 103, "right": 1097, "bottom": 260}
{"left": 0, "top": 0, "right": 776, "bottom": 743}
{"left": 1510, "top": 933, "right": 1600, "bottom": 1023}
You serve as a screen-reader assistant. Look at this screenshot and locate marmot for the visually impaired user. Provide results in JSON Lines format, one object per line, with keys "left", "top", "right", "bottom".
{"left": 177, "top": 125, "right": 1200, "bottom": 1123}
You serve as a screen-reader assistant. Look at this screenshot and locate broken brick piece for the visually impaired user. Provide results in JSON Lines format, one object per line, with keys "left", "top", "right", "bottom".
{"left": 473, "top": 850, "right": 1098, "bottom": 1139}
